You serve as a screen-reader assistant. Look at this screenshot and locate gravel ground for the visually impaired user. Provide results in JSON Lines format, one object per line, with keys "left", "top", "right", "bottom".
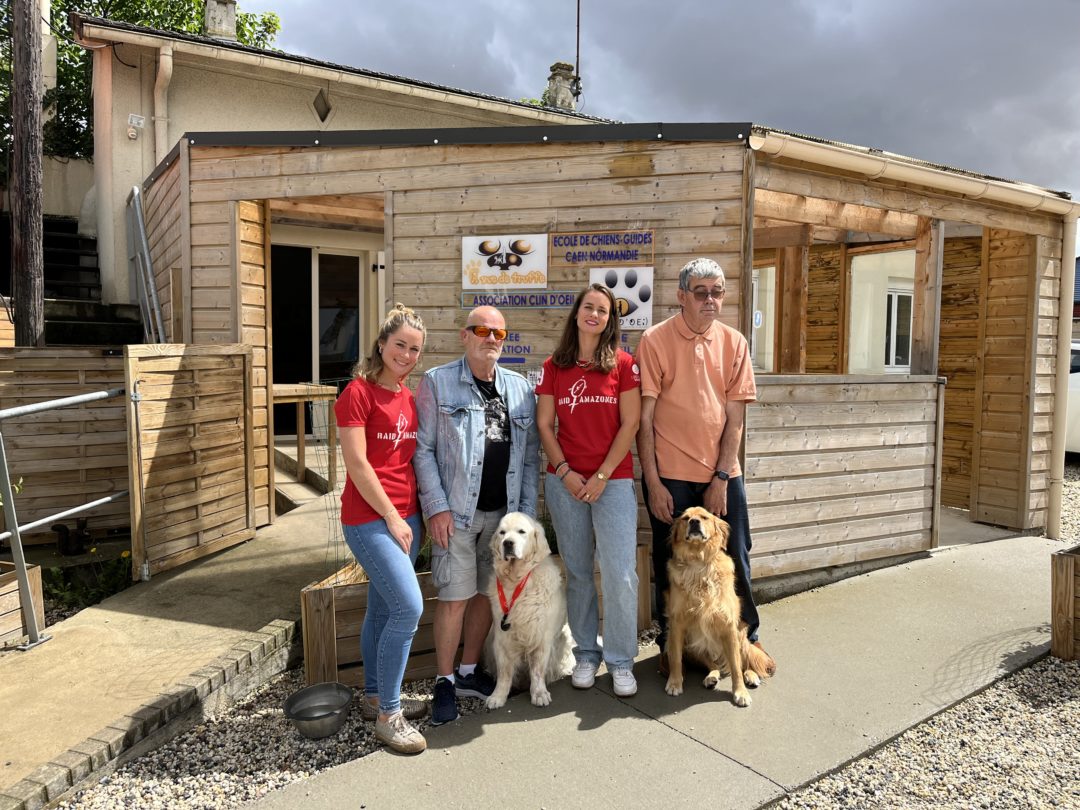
{"left": 56, "top": 468, "right": 1080, "bottom": 809}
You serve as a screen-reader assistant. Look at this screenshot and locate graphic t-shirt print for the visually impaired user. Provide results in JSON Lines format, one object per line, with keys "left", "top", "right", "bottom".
{"left": 485, "top": 395, "right": 509, "bottom": 442}
{"left": 558, "top": 376, "right": 617, "bottom": 413}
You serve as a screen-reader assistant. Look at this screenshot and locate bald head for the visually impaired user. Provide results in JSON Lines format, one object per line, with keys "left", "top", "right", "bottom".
{"left": 461, "top": 305, "right": 507, "bottom": 379}
{"left": 466, "top": 305, "right": 505, "bottom": 328}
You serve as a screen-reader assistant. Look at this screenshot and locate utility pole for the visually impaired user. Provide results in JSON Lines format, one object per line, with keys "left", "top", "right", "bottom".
{"left": 11, "top": 0, "right": 45, "bottom": 347}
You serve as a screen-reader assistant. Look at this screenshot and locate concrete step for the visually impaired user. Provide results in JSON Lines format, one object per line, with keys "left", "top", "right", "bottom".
{"left": 274, "top": 480, "right": 325, "bottom": 515}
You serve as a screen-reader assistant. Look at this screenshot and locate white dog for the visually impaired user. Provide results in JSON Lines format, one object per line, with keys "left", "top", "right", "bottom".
{"left": 484, "top": 512, "right": 574, "bottom": 709}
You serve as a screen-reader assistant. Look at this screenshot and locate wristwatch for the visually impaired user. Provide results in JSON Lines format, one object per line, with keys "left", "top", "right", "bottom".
{"left": 596, "top": 471, "right": 608, "bottom": 481}
{"left": 713, "top": 469, "right": 730, "bottom": 481}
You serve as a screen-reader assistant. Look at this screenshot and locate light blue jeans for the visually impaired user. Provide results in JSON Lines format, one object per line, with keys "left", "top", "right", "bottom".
{"left": 343, "top": 513, "right": 423, "bottom": 715}
{"left": 545, "top": 474, "right": 639, "bottom": 669}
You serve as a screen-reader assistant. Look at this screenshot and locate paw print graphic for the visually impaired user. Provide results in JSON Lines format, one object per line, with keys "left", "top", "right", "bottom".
{"left": 599, "top": 268, "right": 652, "bottom": 318}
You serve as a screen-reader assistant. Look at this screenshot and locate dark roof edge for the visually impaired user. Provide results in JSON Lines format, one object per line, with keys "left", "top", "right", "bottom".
{"left": 70, "top": 12, "right": 613, "bottom": 125}
{"left": 753, "top": 125, "right": 1072, "bottom": 201}
{"left": 181, "top": 122, "right": 752, "bottom": 149}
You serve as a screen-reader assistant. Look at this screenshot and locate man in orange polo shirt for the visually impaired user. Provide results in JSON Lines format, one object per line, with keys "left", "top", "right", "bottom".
{"left": 636, "top": 257, "right": 775, "bottom": 674}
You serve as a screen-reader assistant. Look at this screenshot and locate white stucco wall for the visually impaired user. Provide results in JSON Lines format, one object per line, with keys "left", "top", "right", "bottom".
{"left": 94, "top": 43, "right": 579, "bottom": 305}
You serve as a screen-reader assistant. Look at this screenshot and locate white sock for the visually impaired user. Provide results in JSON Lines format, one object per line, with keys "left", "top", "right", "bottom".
{"left": 457, "top": 663, "right": 476, "bottom": 677}
{"left": 438, "top": 673, "right": 455, "bottom": 684}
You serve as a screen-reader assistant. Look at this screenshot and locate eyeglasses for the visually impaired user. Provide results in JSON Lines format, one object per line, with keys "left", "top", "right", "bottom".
{"left": 466, "top": 325, "right": 509, "bottom": 340}
{"left": 687, "top": 288, "right": 725, "bottom": 302}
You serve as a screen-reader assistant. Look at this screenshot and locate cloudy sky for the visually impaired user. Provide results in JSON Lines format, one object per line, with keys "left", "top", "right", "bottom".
{"left": 243, "top": 0, "right": 1079, "bottom": 215}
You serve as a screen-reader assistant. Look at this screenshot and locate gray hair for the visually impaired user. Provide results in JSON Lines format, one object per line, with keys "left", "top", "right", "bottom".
{"left": 678, "top": 258, "right": 726, "bottom": 291}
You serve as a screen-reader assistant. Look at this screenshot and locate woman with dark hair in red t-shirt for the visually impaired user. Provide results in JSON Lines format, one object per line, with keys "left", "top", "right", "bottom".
{"left": 535, "top": 283, "right": 642, "bottom": 698}
{"left": 334, "top": 303, "right": 428, "bottom": 755}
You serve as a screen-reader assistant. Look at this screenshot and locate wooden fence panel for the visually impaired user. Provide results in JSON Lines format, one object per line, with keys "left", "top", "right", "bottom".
{"left": 125, "top": 344, "right": 255, "bottom": 578}
{"left": 0, "top": 348, "right": 128, "bottom": 542}
{"left": 746, "top": 375, "right": 942, "bottom": 578}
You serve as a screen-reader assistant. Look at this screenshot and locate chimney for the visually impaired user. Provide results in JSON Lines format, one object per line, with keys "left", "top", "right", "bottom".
{"left": 203, "top": 0, "right": 238, "bottom": 41}
{"left": 545, "top": 62, "right": 577, "bottom": 112}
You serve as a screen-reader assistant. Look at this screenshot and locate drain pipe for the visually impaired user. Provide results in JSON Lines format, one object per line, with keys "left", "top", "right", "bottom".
{"left": 1048, "top": 215, "right": 1078, "bottom": 539}
{"left": 153, "top": 44, "right": 173, "bottom": 165}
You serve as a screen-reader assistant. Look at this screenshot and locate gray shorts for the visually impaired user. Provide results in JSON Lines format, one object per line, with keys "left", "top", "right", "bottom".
{"left": 430, "top": 508, "right": 504, "bottom": 601}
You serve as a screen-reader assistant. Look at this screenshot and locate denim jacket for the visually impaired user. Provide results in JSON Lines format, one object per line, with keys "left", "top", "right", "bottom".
{"left": 414, "top": 357, "right": 540, "bottom": 527}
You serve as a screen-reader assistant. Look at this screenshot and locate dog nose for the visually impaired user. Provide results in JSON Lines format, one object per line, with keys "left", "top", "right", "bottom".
{"left": 689, "top": 519, "right": 700, "bottom": 533}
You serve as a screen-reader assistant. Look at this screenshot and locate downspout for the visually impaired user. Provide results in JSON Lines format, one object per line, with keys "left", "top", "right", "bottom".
{"left": 153, "top": 44, "right": 173, "bottom": 164}
{"left": 1048, "top": 215, "right": 1078, "bottom": 538}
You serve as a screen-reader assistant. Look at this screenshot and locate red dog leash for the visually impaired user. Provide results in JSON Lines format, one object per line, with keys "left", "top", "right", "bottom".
{"left": 497, "top": 568, "right": 534, "bottom": 631}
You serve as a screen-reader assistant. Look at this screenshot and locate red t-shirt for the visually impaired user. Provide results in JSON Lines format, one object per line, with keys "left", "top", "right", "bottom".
{"left": 333, "top": 378, "right": 419, "bottom": 525}
{"left": 534, "top": 349, "right": 640, "bottom": 479}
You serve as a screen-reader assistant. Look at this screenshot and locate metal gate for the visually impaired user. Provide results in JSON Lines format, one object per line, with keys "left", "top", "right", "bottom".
{"left": 125, "top": 344, "right": 255, "bottom": 579}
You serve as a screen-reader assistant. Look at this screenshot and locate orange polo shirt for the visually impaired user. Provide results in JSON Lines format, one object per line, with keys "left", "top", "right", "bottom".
{"left": 636, "top": 313, "right": 757, "bottom": 482}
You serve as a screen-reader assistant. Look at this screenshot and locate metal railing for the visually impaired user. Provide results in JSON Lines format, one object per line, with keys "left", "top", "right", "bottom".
{"left": 0, "top": 388, "right": 130, "bottom": 650}
{"left": 126, "top": 186, "right": 165, "bottom": 344}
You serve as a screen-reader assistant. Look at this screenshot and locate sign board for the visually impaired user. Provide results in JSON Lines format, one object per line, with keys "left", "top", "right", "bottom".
{"left": 461, "top": 291, "right": 577, "bottom": 309}
{"left": 551, "top": 229, "right": 654, "bottom": 266}
{"left": 462, "top": 234, "right": 548, "bottom": 289}
{"left": 590, "top": 266, "right": 654, "bottom": 330}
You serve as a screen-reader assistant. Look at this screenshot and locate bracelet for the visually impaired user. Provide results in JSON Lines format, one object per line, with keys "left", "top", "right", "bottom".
{"left": 558, "top": 467, "right": 572, "bottom": 481}
{"left": 382, "top": 508, "right": 398, "bottom": 521}
{"left": 554, "top": 460, "right": 570, "bottom": 477}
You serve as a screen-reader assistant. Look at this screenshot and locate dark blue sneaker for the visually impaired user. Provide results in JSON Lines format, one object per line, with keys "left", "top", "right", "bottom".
{"left": 454, "top": 667, "right": 495, "bottom": 699}
{"left": 430, "top": 676, "right": 459, "bottom": 725}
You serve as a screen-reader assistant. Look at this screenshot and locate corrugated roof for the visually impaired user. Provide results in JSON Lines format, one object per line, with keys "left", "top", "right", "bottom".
{"left": 70, "top": 13, "right": 614, "bottom": 124}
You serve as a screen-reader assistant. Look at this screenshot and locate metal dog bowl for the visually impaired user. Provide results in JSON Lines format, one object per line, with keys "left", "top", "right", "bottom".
{"left": 283, "top": 682, "right": 354, "bottom": 739}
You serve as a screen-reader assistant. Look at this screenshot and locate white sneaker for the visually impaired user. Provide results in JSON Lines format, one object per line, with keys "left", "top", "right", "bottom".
{"left": 571, "top": 659, "right": 598, "bottom": 689}
{"left": 612, "top": 667, "right": 637, "bottom": 697}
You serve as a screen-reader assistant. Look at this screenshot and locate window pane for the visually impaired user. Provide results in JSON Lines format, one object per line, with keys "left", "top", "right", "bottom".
{"left": 884, "top": 293, "right": 894, "bottom": 365}
{"left": 895, "top": 294, "right": 912, "bottom": 366}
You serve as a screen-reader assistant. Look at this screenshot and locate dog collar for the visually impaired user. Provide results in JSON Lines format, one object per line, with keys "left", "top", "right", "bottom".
{"left": 497, "top": 568, "right": 534, "bottom": 631}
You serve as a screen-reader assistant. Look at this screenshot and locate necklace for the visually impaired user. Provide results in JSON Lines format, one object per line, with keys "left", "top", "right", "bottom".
{"left": 575, "top": 357, "right": 593, "bottom": 369}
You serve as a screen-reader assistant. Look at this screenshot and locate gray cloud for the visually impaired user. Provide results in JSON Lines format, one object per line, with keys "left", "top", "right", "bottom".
{"left": 245, "top": 0, "right": 1080, "bottom": 198}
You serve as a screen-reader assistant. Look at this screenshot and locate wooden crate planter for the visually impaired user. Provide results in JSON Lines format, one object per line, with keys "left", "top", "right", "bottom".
{"left": 1051, "top": 543, "right": 1080, "bottom": 661}
{"left": 0, "top": 561, "right": 46, "bottom": 645}
{"left": 301, "top": 546, "right": 652, "bottom": 687}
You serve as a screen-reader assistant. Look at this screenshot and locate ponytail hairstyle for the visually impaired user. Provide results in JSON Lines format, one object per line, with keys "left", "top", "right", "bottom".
{"left": 550, "top": 284, "right": 620, "bottom": 373}
{"left": 353, "top": 303, "right": 426, "bottom": 383}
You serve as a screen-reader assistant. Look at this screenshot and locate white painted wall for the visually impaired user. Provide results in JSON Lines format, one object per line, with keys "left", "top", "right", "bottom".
{"left": 93, "top": 44, "right": 573, "bottom": 305}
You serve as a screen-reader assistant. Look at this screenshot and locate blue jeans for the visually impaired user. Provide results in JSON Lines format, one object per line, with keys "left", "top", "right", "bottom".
{"left": 342, "top": 513, "right": 423, "bottom": 715}
{"left": 642, "top": 476, "right": 760, "bottom": 646}
{"left": 546, "top": 474, "right": 639, "bottom": 669}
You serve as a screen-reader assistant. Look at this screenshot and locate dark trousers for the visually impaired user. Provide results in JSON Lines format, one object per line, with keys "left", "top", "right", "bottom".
{"left": 642, "top": 475, "right": 760, "bottom": 647}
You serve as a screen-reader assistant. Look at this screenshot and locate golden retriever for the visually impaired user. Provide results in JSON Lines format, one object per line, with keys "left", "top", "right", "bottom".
{"left": 665, "top": 506, "right": 775, "bottom": 707}
{"left": 484, "top": 512, "right": 574, "bottom": 709}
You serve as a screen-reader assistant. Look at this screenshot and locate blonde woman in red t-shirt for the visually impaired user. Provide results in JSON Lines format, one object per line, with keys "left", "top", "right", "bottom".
{"left": 535, "top": 284, "right": 642, "bottom": 697}
{"left": 334, "top": 303, "right": 428, "bottom": 754}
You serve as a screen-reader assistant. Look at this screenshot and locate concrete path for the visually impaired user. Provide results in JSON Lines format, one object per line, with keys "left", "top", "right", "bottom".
{"left": 253, "top": 534, "right": 1059, "bottom": 810}
{"left": 0, "top": 494, "right": 346, "bottom": 799}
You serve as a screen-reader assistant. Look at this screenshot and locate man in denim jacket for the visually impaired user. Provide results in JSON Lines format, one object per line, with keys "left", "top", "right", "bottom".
{"left": 414, "top": 305, "right": 540, "bottom": 724}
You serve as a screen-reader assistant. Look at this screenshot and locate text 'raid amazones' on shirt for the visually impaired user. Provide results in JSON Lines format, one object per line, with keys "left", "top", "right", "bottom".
{"left": 534, "top": 349, "right": 640, "bottom": 479}
{"left": 334, "top": 377, "right": 419, "bottom": 525}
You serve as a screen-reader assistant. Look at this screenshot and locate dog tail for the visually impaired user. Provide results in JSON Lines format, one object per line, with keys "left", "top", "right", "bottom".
{"left": 744, "top": 639, "right": 776, "bottom": 678}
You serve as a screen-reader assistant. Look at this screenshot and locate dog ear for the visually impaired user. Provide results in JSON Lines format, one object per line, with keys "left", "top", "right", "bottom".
{"left": 531, "top": 515, "right": 551, "bottom": 560}
{"left": 714, "top": 515, "right": 731, "bottom": 551}
{"left": 666, "top": 515, "right": 684, "bottom": 548}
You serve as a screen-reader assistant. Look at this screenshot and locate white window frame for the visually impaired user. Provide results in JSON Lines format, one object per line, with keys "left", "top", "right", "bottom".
{"left": 884, "top": 288, "right": 913, "bottom": 373}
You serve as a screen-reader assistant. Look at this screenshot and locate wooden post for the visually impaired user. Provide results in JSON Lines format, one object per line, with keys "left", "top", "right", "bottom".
{"left": 1050, "top": 546, "right": 1076, "bottom": 661}
{"left": 11, "top": 0, "right": 44, "bottom": 347}
{"left": 778, "top": 245, "right": 808, "bottom": 373}
{"left": 911, "top": 217, "right": 944, "bottom": 375}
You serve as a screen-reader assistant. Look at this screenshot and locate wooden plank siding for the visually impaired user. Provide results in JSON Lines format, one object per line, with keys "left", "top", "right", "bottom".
{"left": 746, "top": 376, "right": 942, "bottom": 577}
{"left": 142, "top": 157, "right": 184, "bottom": 341}
{"left": 0, "top": 348, "right": 129, "bottom": 542}
{"left": 236, "top": 201, "right": 272, "bottom": 526}
{"left": 0, "top": 298, "right": 13, "bottom": 347}
{"left": 1028, "top": 234, "right": 1063, "bottom": 529}
{"left": 971, "top": 230, "right": 1036, "bottom": 527}
{"left": 937, "top": 237, "right": 983, "bottom": 509}
{"left": 805, "top": 245, "right": 845, "bottom": 374}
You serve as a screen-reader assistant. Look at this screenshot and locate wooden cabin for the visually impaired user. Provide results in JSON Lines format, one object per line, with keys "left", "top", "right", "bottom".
{"left": 129, "top": 122, "right": 1077, "bottom": 579}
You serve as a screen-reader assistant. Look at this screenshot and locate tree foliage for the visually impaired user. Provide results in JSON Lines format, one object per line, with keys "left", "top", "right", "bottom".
{"left": 0, "top": 0, "right": 280, "bottom": 182}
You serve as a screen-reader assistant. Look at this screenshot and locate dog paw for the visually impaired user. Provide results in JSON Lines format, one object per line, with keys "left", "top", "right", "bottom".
{"left": 702, "top": 671, "right": 720, "bottom": 690}
{"left": 486, "top": 694, "right": 507, "bottom": 710}
{"left": 530, "top": 688, "right": 552, "bottom": 707}
{"left": 665, "top": 678, "right": 684, "bottom": 696}
{"left": 733, "top": 691, "right": 752, "bottom": 708}
{"left": 744, "top": 670, "right": 761, "bottom": 688}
